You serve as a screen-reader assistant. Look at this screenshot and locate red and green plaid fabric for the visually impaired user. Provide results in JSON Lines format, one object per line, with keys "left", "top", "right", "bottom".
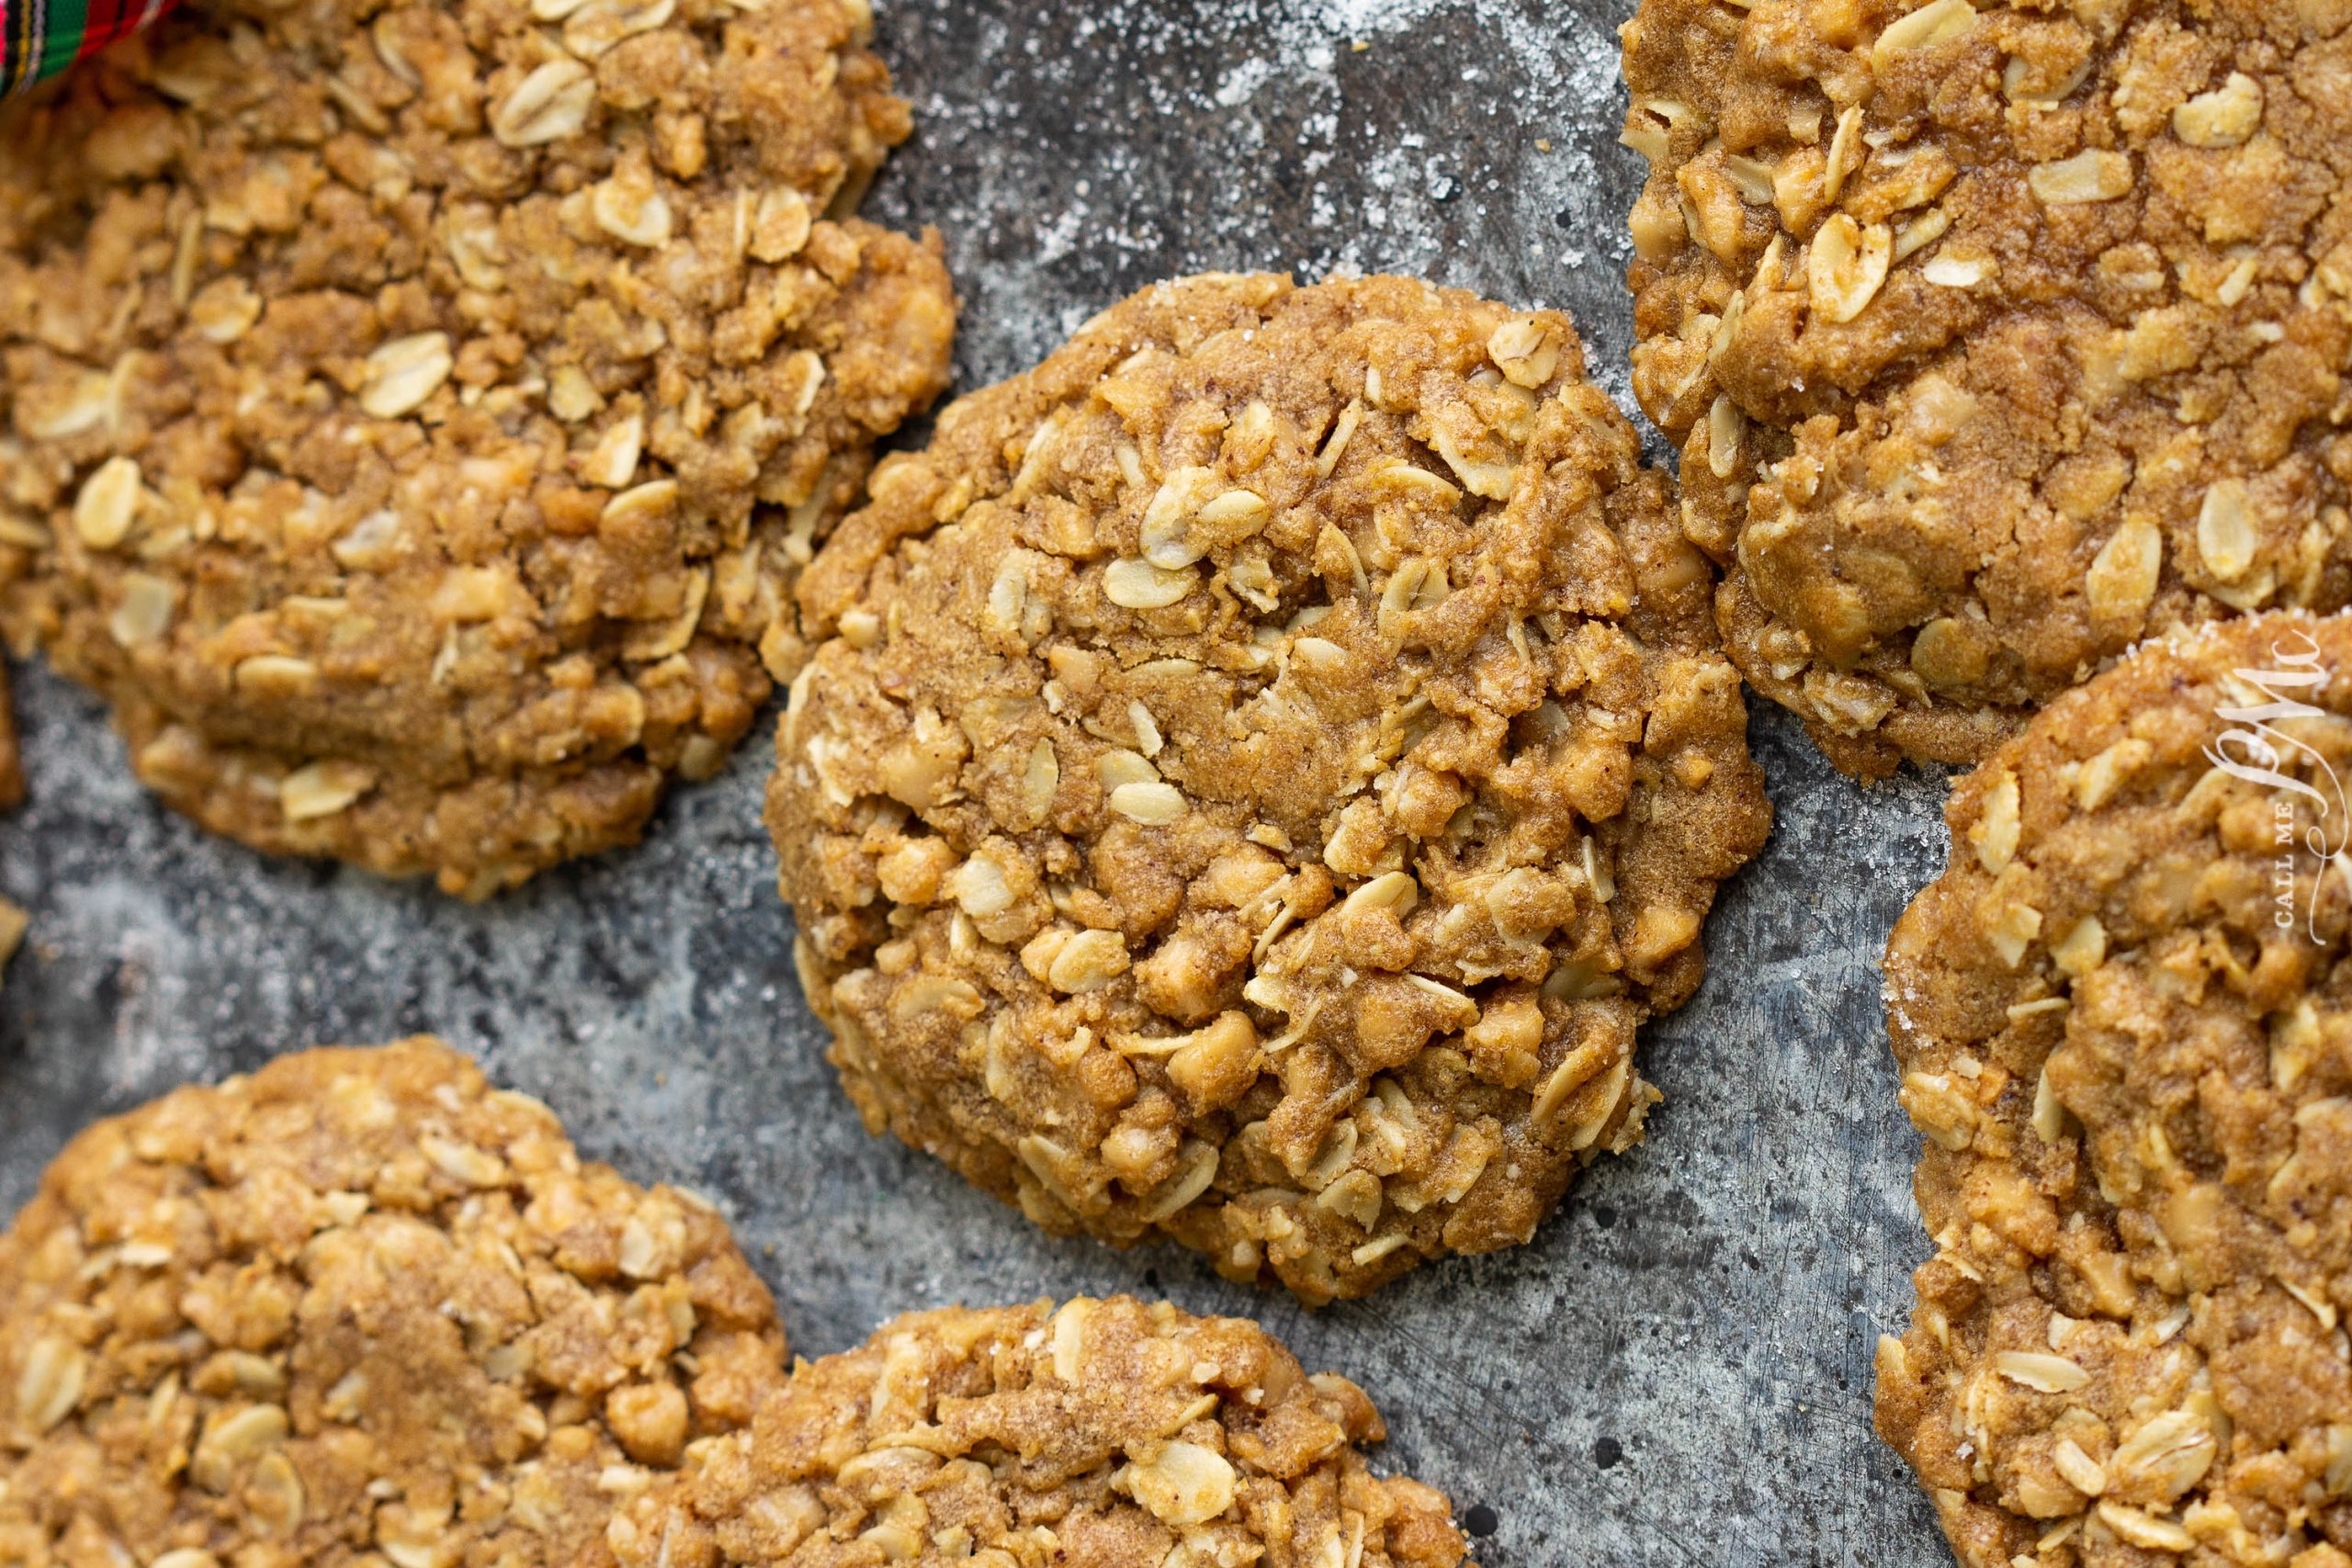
{"left": 2, "top": 0, "right": 179, "bottom": 96}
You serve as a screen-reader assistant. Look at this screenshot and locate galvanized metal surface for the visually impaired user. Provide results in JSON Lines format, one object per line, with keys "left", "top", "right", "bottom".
{"left": 0, "top": 3, "right": 1956, "bottom": 1562}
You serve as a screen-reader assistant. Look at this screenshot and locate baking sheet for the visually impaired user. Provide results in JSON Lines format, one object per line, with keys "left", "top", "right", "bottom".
{"left": 0, "top": 2, "right": 1957, "bottom": 1562}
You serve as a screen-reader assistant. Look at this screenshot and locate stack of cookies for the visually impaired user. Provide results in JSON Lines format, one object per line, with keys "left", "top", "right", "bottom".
{"left": 2, "top": 0, "right": 2348, "bottom": 1562}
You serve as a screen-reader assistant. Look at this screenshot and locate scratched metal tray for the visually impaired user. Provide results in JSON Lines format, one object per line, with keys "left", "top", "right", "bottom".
{"left": 0, "top": 3, "right": 1956, "bottom": 1562}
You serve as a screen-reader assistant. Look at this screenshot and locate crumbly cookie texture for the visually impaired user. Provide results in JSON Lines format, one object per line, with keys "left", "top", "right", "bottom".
{"left": 0, "top": 1039, "right": 790, "bottom": 1568}
{"left": 0, "top": 0, "right": 956, "bottom": 897}
{"left": 769, "top": 273, "right": 1771, "bottom": 1302}
{"left": 1875, "top": 611, "right": 2352, "bottom": 1565}
{"left": 1623, "top": 0, "right": 2352, "bottom": 778}
{"left": 608, "top": 1295, "right": 1469, "bottom": 1568}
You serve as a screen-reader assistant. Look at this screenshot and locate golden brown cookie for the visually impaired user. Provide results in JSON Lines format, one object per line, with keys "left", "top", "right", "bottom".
{"left": 769, "top": 273, "right": 1772, "bottom": 1301}
{"left": 608, "top": 1294, "right": 1469, "bottom": 1568}
{"left": 1623, "top": 0, "right": 2352, "bottom": 777}
{"left": 1874, "top": 610, "right": 2352, "bottom": 1564}
{"left": 0, "top": 1039, "right": 791, "bottom": 1568}
{"left": 0, "top": 0, "right": 956, "bottom": 896}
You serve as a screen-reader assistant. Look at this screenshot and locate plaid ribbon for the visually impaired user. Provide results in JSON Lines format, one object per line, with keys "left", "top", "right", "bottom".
{"left": 2, "top": 0, "right": 180, "bottom": 96}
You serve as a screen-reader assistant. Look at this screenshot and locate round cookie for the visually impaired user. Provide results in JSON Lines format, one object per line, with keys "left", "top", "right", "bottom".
{"left": 608, "top": 1294, "right": 1468, "bottom": 1568}
{"left": 1874, "top": 611, "right": 2352, "bottom": 1564}
{"left": 770, "top": 273, "right": 1772, "bottom": 1301}
{"left": 0, "top": 1039, "right": 790, "bottom": 1568}
{"left": 1622, "top": 0, "right": 2352, "bottom": 777}
{"left": 0, "top": 0, "right": 956, "bottom": 896}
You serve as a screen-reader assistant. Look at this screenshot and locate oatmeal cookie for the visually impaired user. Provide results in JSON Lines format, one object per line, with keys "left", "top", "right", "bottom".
{"left": 0, "top": 0, "right": 956, "bottom": 897}
{"left": 0, "top": 1038, "right": 791, "bottom": 1568}
{"left": 1623, "top": 0, "right": 2352, "bottom": 777}
{"left": 1874, "top": 611, "right": 2352, "bottom": 1564}
{"left": 608, "top": 1294, "right": 1468, "bottom": 1568}
{"left": 769, "top": 273, "right": 1772, "bottom": 1301}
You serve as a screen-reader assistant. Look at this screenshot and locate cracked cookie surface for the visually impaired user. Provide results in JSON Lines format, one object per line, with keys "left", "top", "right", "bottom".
{"left": 0, "top": 1038, "right": 790, "bottom": 1568}
{"left": 610, "top": 1294, "right": 1467, "bottom": 1568}
{"left": 1875, "top": 611, "right": 2352, "bottom": 1564}
{"left": 0, "top": 0, "right": 956, "bottom": 896}
{"left": 768, "top": 273, "right": 1771, "bottom": 1302}
{"left": 1623, "top": 0, "right": 2352, "bottom": 777}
